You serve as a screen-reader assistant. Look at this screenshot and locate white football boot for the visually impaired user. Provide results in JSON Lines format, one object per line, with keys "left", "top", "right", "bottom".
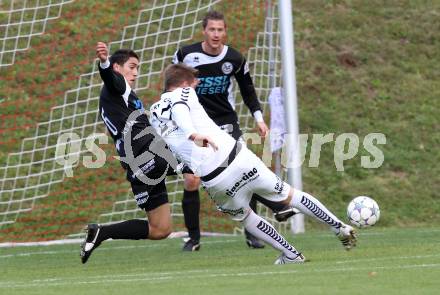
{"left": 274, "top": 253, "right": 306, "bottom": 265}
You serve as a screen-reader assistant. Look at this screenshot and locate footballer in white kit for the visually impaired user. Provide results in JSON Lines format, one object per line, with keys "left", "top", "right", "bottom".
{"left": 150, "top": 64, "right": 358, "bottom": 264}
{"left": 150, "top": 86, "right": 289, "bottom": 221}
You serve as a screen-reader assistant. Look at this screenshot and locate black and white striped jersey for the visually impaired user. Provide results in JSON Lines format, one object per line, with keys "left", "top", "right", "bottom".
{"left": 172, "top": 42, "right": 262, "bottom": 127}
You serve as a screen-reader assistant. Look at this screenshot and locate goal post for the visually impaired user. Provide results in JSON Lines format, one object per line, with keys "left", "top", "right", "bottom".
{"left": 278, "top": 0, "right": 305, "bottom": 233}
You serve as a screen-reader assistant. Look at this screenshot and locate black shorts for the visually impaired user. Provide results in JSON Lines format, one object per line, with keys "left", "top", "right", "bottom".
{"left": 125, "top": 154, "right": 173, "bottom": 212}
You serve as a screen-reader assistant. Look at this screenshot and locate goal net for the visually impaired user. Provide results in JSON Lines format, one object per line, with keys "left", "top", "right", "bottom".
{"left": 0, "top": 0, "right": 290, "bottom": 243}
{"left": 0, "top": 0, "right": 74, "bottom": 67}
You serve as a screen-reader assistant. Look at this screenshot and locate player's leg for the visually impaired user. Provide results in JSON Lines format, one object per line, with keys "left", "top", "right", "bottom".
{"left": 283, "top": 189, "right": 342, "bottom": 232}
{"left": 80, "top": 180, "right": 170, "bottom": 264}
{"left": 252, "top": 194, "right": 298, "bottom": 222}
{"left": 80, "top": 155, "right": 172, "bottom": 264}
{"left": 234, "top": 127, "right": 294, "bottom": 248}
{"left": 147, "top": 202, "right": 172, "bottom": 239}
{"left": 241, "top": 210, "right": 305, "bottom": 264}
{"left": 232, "top": 129, "right": 265, "bottom": 249}
{"left": 281, "top": 188, "right": 357, "bottom": 250}
{"left": 239, "top": 146, "right": 357, "bottom": 250}
{"left": 253, "top": 174, "right": 357, "bottom": 249}
{"left": 207, "top": 192, "right": 304, "bottom": 263}
{"left": 257, "top": 185, "right": 357, "bottom": 250}
{"left": 200, "top": 147, "right": 304, "bottom": 264}
{"left": 182, "top": 173, "right": 201, "bottom": 251}
{"left": 244, "top": 196, "right": 265, "bottom": 249}
{"left": 228, "top": 150, "right": 303, "bottom": 262}
{"left": 203, "top": 191, "right": 305, "bottom": 263}
{"left": 83, "top": 200, "right": 170, "bottom": 244}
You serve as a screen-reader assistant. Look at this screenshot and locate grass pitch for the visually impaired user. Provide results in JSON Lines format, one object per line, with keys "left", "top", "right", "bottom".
{"left": 1, "top": 227, "right": 439, "bottom": 295}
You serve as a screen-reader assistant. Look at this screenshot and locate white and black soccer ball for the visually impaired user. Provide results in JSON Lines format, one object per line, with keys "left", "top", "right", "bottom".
{"left": 347, "top": 196, "right": 380, "bottom": 228}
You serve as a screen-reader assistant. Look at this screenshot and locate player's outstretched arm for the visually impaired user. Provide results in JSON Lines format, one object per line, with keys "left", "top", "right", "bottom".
{"left": 96, "top": 42, "right": 109, "bottom": 63}
{"left": 95, "top": 42, "right": 126, "bottom": 95}
{"left": 171, "top": 102, "right": 218, "bottom": 151}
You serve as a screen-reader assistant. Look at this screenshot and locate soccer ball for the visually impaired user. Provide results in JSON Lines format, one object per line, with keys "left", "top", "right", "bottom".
{"left": 347, "top": 196, "right": 380, "bottom": 228}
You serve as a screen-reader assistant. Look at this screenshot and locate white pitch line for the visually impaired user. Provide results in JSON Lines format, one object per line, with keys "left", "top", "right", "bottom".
{"left": 0, "top": 250, "right": 73, "bottom": 259}
{"left": 0, "top": 239, "right": 83, "bottom": 248}
{"left": 0, "top": 269, "right": 209, "bottom": 287}
{"left": 0, "top": 239, "right": 240, "bottom": 259}
{"left": 1, "top": 263, "right": 439, "bottom": 289}
{"left": 336, "top": 254, "right": 440, "bottom": 264}
{"left": 0, "top": 231, "right": 235, "bottom": 248}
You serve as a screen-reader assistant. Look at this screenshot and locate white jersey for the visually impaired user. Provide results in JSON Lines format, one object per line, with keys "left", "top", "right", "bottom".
{"left": 150, "top": 87, "right": 236, "bottom": 177}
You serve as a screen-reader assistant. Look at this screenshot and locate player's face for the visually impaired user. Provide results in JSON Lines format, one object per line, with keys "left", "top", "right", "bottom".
{"left": 113, "top": 57, "right": 139, "bottom": 87}
{"left": 202, "top": 19, "right": 226, "bottom": 54}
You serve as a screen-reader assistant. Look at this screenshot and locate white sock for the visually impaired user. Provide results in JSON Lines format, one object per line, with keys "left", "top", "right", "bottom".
{"left": 290, "top": 188, "right": 343, "bottom": 233}
{"left": 242, "top": 211, "right": 300, "bottom": 258}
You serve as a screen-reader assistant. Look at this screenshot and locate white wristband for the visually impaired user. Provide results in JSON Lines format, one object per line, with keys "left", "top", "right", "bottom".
{"left": 253, "top": 110, "right": 264, "bottom": 123}
{"left": 100, "top": 59, "right": 110, "bottom": 69}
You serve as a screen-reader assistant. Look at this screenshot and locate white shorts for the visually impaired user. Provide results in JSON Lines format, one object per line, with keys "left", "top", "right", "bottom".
{"left": 201, "top": 145, "right": 290, "bottom": 221}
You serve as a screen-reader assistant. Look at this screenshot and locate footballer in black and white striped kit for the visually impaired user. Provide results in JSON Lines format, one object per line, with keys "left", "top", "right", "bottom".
{"left": 173, "top": 42, "right": 261, "bottom": 138}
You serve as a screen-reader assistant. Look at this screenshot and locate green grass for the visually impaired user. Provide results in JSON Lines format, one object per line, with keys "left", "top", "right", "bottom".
{"left": 292, "top": 0, "right": 440, "bottom": 228}
{"left": 0, "top": 0, "right": 267, "bottom": 242}
{"left": 0, "top": 0, "right": 439, "bottom": 241}
{"left": 1, "top": 227, "right": 440, "bottom": 295}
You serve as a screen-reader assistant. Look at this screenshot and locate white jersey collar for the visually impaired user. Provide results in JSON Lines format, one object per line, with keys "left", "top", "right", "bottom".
{"left": 183, "top": 45, "right": 229, "bottom": 68}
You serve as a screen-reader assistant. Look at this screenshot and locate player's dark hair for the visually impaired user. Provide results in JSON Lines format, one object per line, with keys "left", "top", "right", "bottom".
{"left": 163, "top": 63, "right": 199, "bottom": 90}
{"left": 202, "top": 10, "right": 226, "bottom": 29}
{"left": 110, "top": 49, "right": 139, "bottom": 66}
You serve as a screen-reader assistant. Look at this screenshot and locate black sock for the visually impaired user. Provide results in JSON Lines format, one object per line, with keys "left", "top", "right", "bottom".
{"left": 99, "top": 219, "right": 149, "bottom": 242}
{"left": 252, "top": 194, "right": 287, "bottom": 212}
{"left": 182, "top": 189, "right": 200, "bottom": 241}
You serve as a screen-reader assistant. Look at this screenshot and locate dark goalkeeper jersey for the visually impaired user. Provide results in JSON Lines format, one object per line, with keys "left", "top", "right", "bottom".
{"left": 98, "top": 62, "right": 153, "bottom": 159}
{"left": 173, "top": 42, "right": 262, "bottom": 127}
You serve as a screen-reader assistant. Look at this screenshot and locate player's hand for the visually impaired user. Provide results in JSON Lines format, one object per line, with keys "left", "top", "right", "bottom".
{"left": 256, "top": 121, "right": 269, "bottom": 138}
{"left": 96, "top": 42, "right": 109, "bottom": 63}
{"left": 190, "top": 133, "right": 218, "bottom": 151}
